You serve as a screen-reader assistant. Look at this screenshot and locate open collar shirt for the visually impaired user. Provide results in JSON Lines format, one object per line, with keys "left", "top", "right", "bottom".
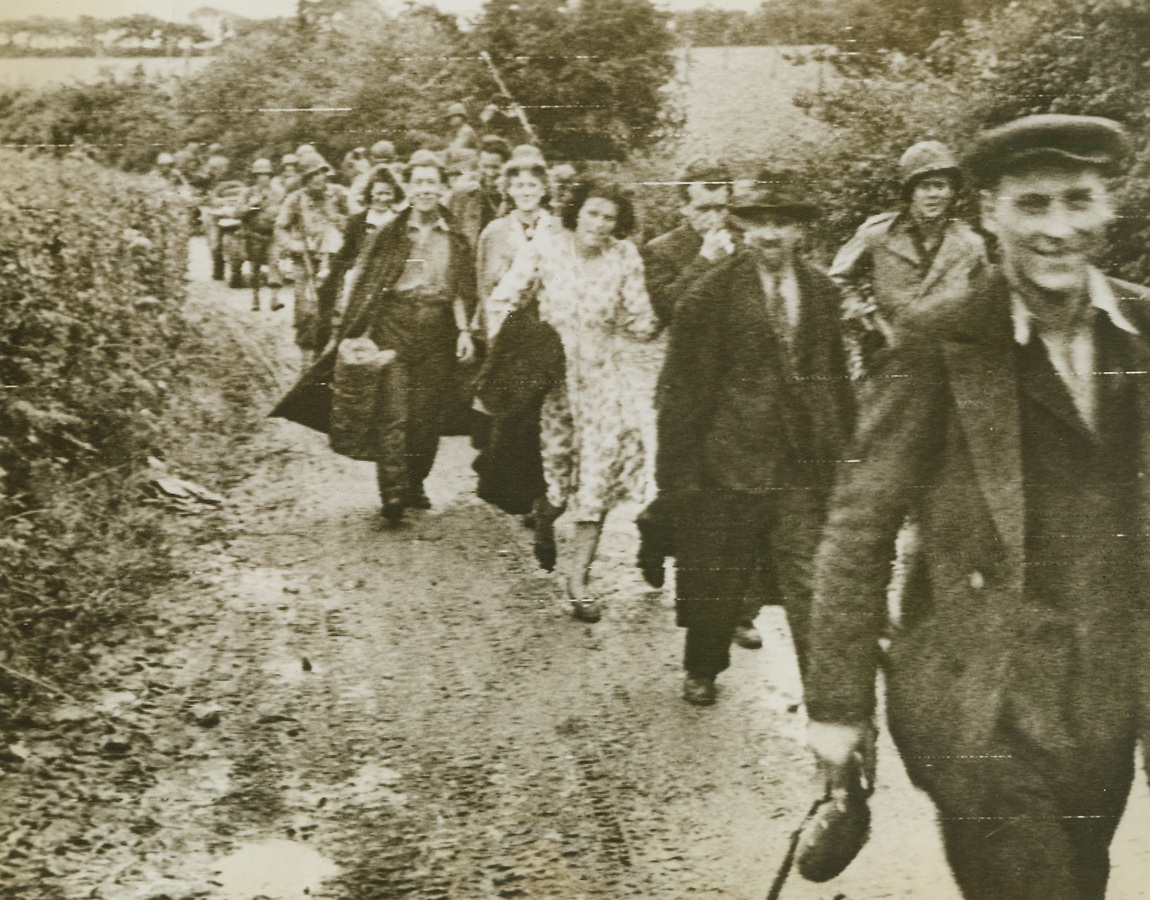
{"left": 1011, "top": 266, "right": 1138, "bottom": 431}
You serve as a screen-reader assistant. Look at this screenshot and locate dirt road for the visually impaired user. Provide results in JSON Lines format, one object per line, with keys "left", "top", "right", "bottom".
{"left": 3, "top": 241, "right": 1148, "bottom": 899}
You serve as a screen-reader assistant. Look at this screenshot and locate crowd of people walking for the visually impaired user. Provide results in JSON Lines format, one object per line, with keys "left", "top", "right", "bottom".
{"left": 157, "top": 100, "right": 1150, "bottom": 899}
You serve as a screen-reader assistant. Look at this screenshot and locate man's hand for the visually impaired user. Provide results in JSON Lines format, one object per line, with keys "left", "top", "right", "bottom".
{"left": 807, "top": 720, "right": 876, "bottom": 794}
{"left": 456, "top": 330, "right": 476, "bottom": 364}
{"left": 699, "top": 227, "right": 735, "bottom": 262}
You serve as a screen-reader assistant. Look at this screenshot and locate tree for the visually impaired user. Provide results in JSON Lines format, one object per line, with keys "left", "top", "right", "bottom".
{"left": 470, "top": 0, "right": 680, "bottom": 159}
{"left": 177, "top": 5, "right": 474, "bottom": 163}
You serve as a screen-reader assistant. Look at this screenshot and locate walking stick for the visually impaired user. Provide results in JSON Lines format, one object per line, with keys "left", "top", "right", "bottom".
{"left": 766, "top": 799, "right": 822, "bottom": 900}
{"left": 479, "top": 50, "right": 540, "bottom": 145}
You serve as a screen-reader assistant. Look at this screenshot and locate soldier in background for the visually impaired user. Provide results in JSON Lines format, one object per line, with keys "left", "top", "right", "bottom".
{"left": 445, "top": 102, "right": 479, "bottom": 152}
{"left": 275, "top": 156, "right": 349, "bottom": 363}
{"left": 242, "top": 158, "right": 286, "bottom": 313}
{"left": 448, "top": 136, "right": 512, "bottom": 251}
{"left": 830, "top": 140, "right": 987, "bottom": 372}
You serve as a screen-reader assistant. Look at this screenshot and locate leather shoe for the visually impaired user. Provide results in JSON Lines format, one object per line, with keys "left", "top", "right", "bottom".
{"left": 732, "top": 621, "right": 762, "bottom": 650}
{"left": 407, "top": 486, "right": 431, "bottom": 509}
{"left": 381, "top": 499, "right": 405, "bottom": 523}
{"left": 571, "top": 598, "right": 601, "bottom": 623}
{"left": 682, "top": 674, "right": 716, "bottom": 706}
{"left": 796, "top": 784, "right": 871, "bottom": 882}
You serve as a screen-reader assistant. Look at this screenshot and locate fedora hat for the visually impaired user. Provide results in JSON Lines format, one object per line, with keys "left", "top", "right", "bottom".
{"left": 729, "top": 169, "right": 819, "bottom": 222}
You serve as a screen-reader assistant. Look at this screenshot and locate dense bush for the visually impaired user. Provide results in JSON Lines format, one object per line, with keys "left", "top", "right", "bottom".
{"left": 794, "top": 0, "right": 1150, "bottom": 280}
{"left": 177, "top": 5, "right": 475, "bottom": 165}
{"left": 0, "top": 69, "right": 187, "bottom": 172}
{"left": 0, "top": 151, "right": 190, "bottom": 672}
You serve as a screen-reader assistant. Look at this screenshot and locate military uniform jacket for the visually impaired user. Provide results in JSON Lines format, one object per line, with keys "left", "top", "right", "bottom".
{"left": 829, "top": 211, "right": 987, "bottom": 330}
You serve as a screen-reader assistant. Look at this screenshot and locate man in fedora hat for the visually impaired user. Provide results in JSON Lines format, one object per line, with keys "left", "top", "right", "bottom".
{"left": 806, "top": 114, "right": 1149, "bottom": 898}
{"left": 829, "top": 140, "right": 988, "bottom": 371}
{"left": 656, "top": 169, "right": 856, "bottom": 706}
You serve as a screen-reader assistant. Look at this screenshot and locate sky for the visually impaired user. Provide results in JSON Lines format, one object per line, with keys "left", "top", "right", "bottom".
{"left": 0, "top": 0, "right": 761, "bottom": 25}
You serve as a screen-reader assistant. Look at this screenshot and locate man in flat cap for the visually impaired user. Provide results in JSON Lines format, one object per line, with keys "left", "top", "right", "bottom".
{"left": 656, "top": 170, "right": 856, "bottom": 706}
{"left": 805, "top": 114, "right": 1147, "bottom": 898}
{"left": 829, "top": 140, "right": 988, "bottom": 371}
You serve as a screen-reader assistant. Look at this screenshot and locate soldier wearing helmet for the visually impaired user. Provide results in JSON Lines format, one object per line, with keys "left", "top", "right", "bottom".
{"left": 242, "top": 158, "right": 286, "bottom": 312}
{"left": 150, "top": 152, "right": 189, "bottom": 190}
{"left": 444, "top": 101, "right": 479, "bottom": 152}
{"left": 829, "top": 139, "right": 988, "bottom": 369}
{"left": 273, "top": 153, "right": 300, "bottom": 194}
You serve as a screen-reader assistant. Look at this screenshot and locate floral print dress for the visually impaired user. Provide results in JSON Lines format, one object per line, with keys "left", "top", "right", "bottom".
{"left": 489, "top": 229, "right": 659, "bottom": 521}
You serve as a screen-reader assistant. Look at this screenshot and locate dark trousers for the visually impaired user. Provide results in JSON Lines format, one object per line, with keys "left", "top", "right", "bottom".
{"left": 675, "top": 486, "right": 824, "bottom": 679}
{"left": 926, "top": 693, "right": 1136, "bottom": 900}
{"left": 373, "top": 322, "right": 456, "bottom": 505}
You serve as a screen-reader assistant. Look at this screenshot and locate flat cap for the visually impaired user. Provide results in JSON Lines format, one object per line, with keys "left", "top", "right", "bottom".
{"left": 965, "top": 114, "right": 1129, "bottom": 183}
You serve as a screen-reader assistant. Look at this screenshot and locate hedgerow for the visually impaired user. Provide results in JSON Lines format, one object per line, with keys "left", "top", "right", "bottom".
{"left": 0, "top": 151, "right": 190, "bottom": 674}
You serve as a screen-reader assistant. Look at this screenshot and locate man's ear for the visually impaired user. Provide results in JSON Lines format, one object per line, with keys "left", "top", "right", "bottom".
{"left": 979, "top": 188, "right": 999, "bottom": 237}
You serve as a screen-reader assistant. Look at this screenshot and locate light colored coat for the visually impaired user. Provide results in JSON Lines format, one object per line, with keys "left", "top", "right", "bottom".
{"left": 472, "top": 211, "right": 559, "bottom": 336}
{"left": 829, "top": 211, "right": 988, "bottom": 334}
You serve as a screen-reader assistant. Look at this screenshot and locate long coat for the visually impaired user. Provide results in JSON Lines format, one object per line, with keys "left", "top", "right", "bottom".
{"left": 806, "top": 267, "right": 1150, "bottom": 799}
{"left": 339, "top": 205, "right": 477, "bottom": 344}
{"left": 656, "top": 250, "right": 856, "bottom": 497}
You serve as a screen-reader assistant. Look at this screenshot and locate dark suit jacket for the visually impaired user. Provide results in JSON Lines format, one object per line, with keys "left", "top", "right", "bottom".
{"left": 656, "top": 250, "right": 856, "bottom": 496}
{"left": 806, "top": 266, "right": 1150, "bottom": 796}
{"left": 641, "top": 223, "right": 712, "bottom": 327}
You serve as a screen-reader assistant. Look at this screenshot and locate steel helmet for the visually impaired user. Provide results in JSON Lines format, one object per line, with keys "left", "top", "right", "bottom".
{"left": 899, "top": 141, "right": 962, "bottom": 191}
{"left": 445, "top": 102, "right": 468, "bottom": 120}
{"left": 250, "top": 158, "right": 273, "bottom": 175}
{"left": 280, "top": 153, "right": 299, "bottom": 168}
{"left": 370, "top": 140, "right": 397, "bottom": 162}
{"left": 156, "top": 152, "right": 174, "bottom": 166}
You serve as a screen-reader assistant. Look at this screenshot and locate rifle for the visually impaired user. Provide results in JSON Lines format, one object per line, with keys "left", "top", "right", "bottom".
{"left": 479, "top": 50, "right": 540, "bottom": 145}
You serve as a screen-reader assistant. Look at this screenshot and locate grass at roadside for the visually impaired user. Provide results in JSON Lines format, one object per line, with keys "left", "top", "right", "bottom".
{"left": 0, "top": 154, "right": 281, "bottom": 697}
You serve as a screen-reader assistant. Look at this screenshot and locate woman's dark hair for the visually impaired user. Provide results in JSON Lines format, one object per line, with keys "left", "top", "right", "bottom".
{"left": 360, "top": 164, "right": 404, "bottom": 209}
{"left": 561, "top": 179, "right": 636, "bottom": 237}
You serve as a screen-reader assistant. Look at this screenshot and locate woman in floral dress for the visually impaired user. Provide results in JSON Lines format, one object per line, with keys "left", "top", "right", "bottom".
{"left": 488, "top": 180, "right": 659, "bottom": 621}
